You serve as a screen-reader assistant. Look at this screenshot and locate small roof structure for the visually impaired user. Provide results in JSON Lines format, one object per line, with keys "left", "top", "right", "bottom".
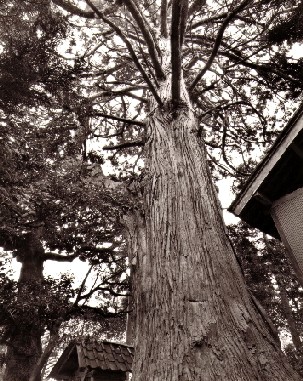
{"left": 48, "top": 340, "right": 134, "bottom": 380}
{"left": 229, "top": 104, "right": 303, "bottom": 238}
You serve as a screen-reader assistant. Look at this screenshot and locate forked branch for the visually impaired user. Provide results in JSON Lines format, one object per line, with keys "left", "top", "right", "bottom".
{"left": 123, "top": 0, "right": 165, "bottom": 80}
{"left": 85, "top": 0, "right": 163, "bottom": 105}
{"left": 189, "top": 0, "right": 253, "bottom": 92}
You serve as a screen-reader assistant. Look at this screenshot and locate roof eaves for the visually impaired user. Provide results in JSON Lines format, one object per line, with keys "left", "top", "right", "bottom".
{"left": 229, "top": 103, "right": 303, "bottom": 216}
{"left": 48, "top": 341, "right": 77, "bottom": 379}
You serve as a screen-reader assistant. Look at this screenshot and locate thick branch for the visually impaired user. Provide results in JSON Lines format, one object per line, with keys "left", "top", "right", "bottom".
{"left": 188, "top": 0, "right": 206, "bottom": 17}
{"left": 44, "top": 252, "right": 78, "bottom": 262}
{"left": 91, "top": 112, "right": 145, "bottom": 127}
{"left": 74, "top": 265, "right": 94, "bottom": 306}
{"left": 189, "top": 0, "right": 253, "bottom": 91}
{"left": 190, "top": 12, "right": 257, "bottom": 29}
{"left": 88, "top": 90, "right": 148, "bottom": 103}
{"left": 53, "top": 0, "right": 117, "bottom": 19}
{"left": 103, "top": 140, "right": 145, "bottom": 151}
{"left": 72, "top": 304, "right": 124, "bottom": 318}
{"left": 171, "top": 0, "right": 189, "bottom": 106}
{"left": 123, "top": 0, "right": 165, "bottom": 80}
{"left": 80, "top": 285, "right": 129, "bottom": 301}
{"left": 160, "top": 0, "right": 168, "bottom": 38}
{"left": 85, "top": 0, "right": 162, "bottom": 105}
{"left": 219, "top": 48, "right": 300, "bottom": 85}
{"left": 52, "top": 0, "right": 95, "bottom": 18}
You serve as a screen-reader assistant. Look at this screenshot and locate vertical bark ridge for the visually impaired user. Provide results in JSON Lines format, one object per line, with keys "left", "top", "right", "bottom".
{"left": 126, "top": 85, "right": 300, "bottom": 379}
{"left": 4, "top": 232, "right": 44, "bottom": 381}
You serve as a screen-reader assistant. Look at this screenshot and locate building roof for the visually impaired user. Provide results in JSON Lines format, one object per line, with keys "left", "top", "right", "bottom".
{"left": 229, "top": 103, "right": 303, "bottom": 237}
{"left": 49, "top": 340, "right": 134, "bottom": 379}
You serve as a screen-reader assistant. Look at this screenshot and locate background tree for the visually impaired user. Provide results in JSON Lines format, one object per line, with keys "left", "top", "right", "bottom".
{"left": 3, "top": 0, "right": 303, "bottom": 380}
{"left": 229, "top": 223, "right": 303, "bottom": 376}
{"left": 0, "top": 3, "right": 129, "bottom": 381}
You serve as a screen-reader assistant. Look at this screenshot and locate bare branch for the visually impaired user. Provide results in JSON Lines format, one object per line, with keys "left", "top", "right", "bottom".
{"left": 103, "top": 140, "right": 145, "bottom": 151}
{"left": 52, "top": 0, "right": 95, "bottom": 18}
{"left": 219, "top": 48, "right": 301, "bottom": 85}
{"left": 80, "top": 285, "right": 129, "bottom": 301}
{"left": 88, "top": 90, "right": 148, "bottom": 103}
{"left": 85, "top": 0, "right": 163, "bottom": 106}
{"left": 171, "top": 0, "right": 189, "bottom": 106}
{"left": 44, "top": 252, "right": 78, "bottom": 262}
{"left": 190, "top": 12, "right": 257, "bottom": 29}
{"left": 91, "top": 112, "right": 145, "bottom": 127}
{"left": 74, "top": 265, "right": 94, "bottom": 306}
{"left": 160, "top": 0, "right": 168, "bottom": 38}
{"left": 189, "top": 0, "right": 253, "bottom": 92}
{"left": 73, "top": 304, "right": 124, "bottom": 318}
{"left": 123, "top": 0, "right": 165, "bottom": 80}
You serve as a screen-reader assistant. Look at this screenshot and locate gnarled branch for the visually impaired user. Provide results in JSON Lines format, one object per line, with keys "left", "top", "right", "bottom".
{"left": 91, "top": 112, "right": 145, "bottom": 127}
{"left": 52, "top": 0, "right": 95, "bottom": 18}
{"left": 189, "top": 0, "right": 253, "bottom": 92}
{"left": 123, "top": 0, "right": 165, "bottom": 80}
{"left": 44, "top": 252, "right": 78, "bottom": 262}
{"left": 103, "top": 140, "right": 145, "bottom": 151}
{"left": 85, "top": 0, "right": 163, "bottom": 106}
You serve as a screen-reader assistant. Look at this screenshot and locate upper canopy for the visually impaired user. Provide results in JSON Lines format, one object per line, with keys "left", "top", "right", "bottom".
{"left": 229, "top": 104, "right": 303, "bottom": 238}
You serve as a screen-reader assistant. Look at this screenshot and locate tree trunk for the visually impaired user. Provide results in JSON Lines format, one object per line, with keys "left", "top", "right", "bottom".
{"left": 277, "top": 278, "right": 302, "bottom": 352}
{"left": 29, "top": 326, "right": 60, "bottom": 381}
{"left": 4, "top": 232, "right": 44, "bottom": 381}
{"left": 125, "top": 82, "right": 300, "bottom": 380}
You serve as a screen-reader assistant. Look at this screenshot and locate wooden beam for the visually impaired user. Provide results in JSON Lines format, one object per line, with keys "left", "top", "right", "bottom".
{"left": 253, "top": 192, "right": 272, "bottom": 207}
{"left": 290, "top": 142, "right": 303, "bottom": 159}
{"left": 230, "top": 107, "right": 303, "bottom": 216}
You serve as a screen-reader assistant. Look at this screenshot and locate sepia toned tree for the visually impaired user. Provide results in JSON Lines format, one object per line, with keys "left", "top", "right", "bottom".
{"left": 43, "top": 0, "right": 303, "bottom": 380}
{"left": 3, "top": 0, "right": 303, "bottom": 380}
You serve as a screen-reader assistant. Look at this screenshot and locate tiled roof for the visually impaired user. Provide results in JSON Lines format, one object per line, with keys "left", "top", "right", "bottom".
{"left": 77, "top": 340, "right": 133, "bottom": 372}
{"left": 49, "top": 340, "right": 133, "bottom": 379}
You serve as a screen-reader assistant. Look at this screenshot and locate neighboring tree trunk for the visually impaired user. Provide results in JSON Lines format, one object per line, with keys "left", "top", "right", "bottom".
{"left": 276, "top": 277, "right": 302, "bottom": 352}
{"left": 125, "top": 78, "right": 301, "bottom": 380}
{"left": 29, "top": 325, "right": 60, "bottom": 381}
{"left": 4, "top": 231, "right": 44, "bottom": 381}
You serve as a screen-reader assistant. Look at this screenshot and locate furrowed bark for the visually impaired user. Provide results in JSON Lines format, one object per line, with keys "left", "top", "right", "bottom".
{"left": 124, "top": 77, "right": 300, "bottom": 380}
{"left": 4, "top": 232, "right": 44, "bottom": 381}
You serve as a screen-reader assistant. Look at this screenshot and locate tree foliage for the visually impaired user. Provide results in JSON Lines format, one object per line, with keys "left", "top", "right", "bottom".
{"left": 229, "top": 222, "right": 303, "bottom": 376}
{"left": 2, "top": 0, "right": 303, "bottom": 379}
